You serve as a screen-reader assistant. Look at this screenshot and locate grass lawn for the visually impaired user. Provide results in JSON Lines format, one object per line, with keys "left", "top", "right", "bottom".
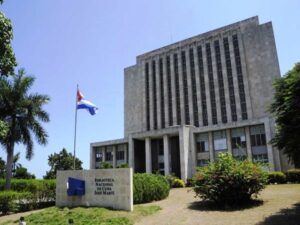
{"left": 0, "top": 205, "right": 161, "bottom": 225}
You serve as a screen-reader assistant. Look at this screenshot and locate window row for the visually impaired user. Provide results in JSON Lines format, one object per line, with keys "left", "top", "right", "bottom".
{"left": 195, "top": 125, "right": 268, "bottom": 164}
{"left": 144, "top": 34, "right": 248, "bottom": 130}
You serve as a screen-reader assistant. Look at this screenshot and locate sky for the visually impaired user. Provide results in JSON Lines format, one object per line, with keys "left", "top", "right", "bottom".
{"left": 1, "top": 0, "right": 299, "bottom": 178}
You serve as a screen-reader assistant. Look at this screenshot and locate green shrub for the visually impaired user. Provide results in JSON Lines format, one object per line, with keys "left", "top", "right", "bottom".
{"left": 117, "top": 163, "right": 129, "bottom": 168}
{"left": 99, "top": 162, "right": 113, "bottom": 169}
{"left": 186, "top": 178, "right": 194, "bottom": 187}
{"left": 173, "top": 178, "right": 185, "bottom": 188}
{"left": 133, "top": 173, "right": 170, "bottom": 204}
{"left": 0, "top": 179, "right": 56, "bottom": 204}
{"left": 285, "top": 169, "right": 300, "bottom": 183}
{"left": 267, "top": 172, "right": 286, "bottom": 184}
{"left": 193, "top": 153, "right": 267, "bottom": 206}
{"left": 0, "top": 191, "right": 32, "bottom": 214}
{"left": 165, "top": 175, "right": 185, "bottom": 188}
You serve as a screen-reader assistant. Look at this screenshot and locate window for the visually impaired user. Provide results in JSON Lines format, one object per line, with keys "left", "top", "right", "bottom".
{"left": 197, "top": 159, "right": 209, "bottom": 167}
{"left": 232, "top": 34, "right": 248, "bottom": 120}
{"left": 250, "top": 125, "right": 268, "bottom": 163}
{"left": 250, "top": 125, "right": 267, "bottom": 147}
{"left": 95, "top": 147, "right": 103, "bottom": 162}
{"left": 214, "top": 40, "right": 227, "bottom": 123}
{"left": 116, "top": 150, "right": 124, "bottom": 160}
{"left": 206, "top": 43, "right": 218, "bottom": 124}
{"left": 166, "top": 55, "right": 173, "bottom": 126}
{"left": 213, "top": 130, "right": 227, "bottom": 151}
{"left": 145, "top": 62, "right": 150, "bottom": 130}
{"left": 174, "top": 53, "right": 181, "bottom": 125}
{"left": 159, "top": 58, "right": 165, "bottom": 128}
{"left": 253, "top": 154, "right": 268, "bottom": 163}
{"left": 105, "top": 152, "right": 112, "bottom": 161}
{"left": 152, "top": 60, "right": 158, "bottom": 129}
{"left": 189, "top": 48, "right": 199, "bottom": 127}
{"left": 231, "top": 128, "right": 247, "bottom": 159}
{"left": 181, "top": 51, "right": 190, "bottom": 125}
{"left": 197, "top": 45, "right": 208, "bottom": 126}
{"left": 196, "top": 133, "right": 209, "bottom": 153}
{"left": 223, "top": 37, "right": 237, "bottom": 121}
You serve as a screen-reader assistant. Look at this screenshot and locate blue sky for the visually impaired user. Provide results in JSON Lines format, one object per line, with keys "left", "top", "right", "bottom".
{"left": 1, "top": 0, "right": 299, "bottom": 178}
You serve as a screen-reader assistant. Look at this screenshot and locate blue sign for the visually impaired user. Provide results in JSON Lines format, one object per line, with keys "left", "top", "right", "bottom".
{"left": 67, "top": 177, "right": 85, "bottom": 196}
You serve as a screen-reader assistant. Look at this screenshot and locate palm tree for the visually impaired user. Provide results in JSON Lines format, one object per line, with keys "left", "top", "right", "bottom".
{"left": 0, "top": 69, "right": 50, "bottom": 190}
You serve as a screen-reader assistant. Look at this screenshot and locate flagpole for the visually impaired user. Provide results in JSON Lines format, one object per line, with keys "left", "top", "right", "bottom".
{"left": 73, "top": 84, "right": 78, "bottom": 170}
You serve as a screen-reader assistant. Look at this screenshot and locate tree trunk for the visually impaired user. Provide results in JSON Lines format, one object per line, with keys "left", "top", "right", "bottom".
{"left": 5, "top": 143, "right": 14, "bottom": 190}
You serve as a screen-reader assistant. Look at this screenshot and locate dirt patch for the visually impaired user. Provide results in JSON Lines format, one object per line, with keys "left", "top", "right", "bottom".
{"left": 135, "top": 184, "right": 300, "bottom": 225}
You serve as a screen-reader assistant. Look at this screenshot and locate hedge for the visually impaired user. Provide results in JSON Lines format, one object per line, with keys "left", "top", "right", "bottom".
{"left": 285, "top": 169, "right": 300, "bottom": 183}
{"left": 267, "top": 172, "right": 286, "bottom": 184}
{"left": 0, "top": 191, "right": 33, "bottom": 215}
{"left": 0, "top": 179, "right": 56, "bottom": 203}
{"left": 133, "top": 173, "right": 170, "bottom": 204}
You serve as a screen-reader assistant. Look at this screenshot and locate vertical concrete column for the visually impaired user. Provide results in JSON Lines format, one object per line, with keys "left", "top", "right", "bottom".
{"left": 124, "top": 144, "right": 128, "bottom": 164}
{"left": 189, "top": 131, "right": 197, "bottom": 177}
{"left": 264, "top": 119, "right": 275, "bottom": 171}
{"left": 90, "top": 145, "right": 95, "bottom": 169}
{"left": 179, "top": 126, "right": 190, "bottom": 182}
{"left": 245, "top": 126, "right": 252, "bottom": 161}
{"left": 226, "top": 129, "right": 232, "bottom": 154}
{"left": 128, "top": 135, "right": 134, "bottom": 170}
{"left": 163, "top": 135, "right": 170, "bottom": 176}
{"left": 102, "top": 147, "right": 106, "bottom": 162}
{"left": 145, "top": 137, "right": 152, "bottom": 173}
{"left": 208, "top": 131, "right": 214, "bottom": 162}
{"left": 113, "top": 146, "right": 117, "bottom": 168}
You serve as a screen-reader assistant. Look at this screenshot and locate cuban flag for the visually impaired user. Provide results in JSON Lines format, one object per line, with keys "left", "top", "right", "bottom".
{"left": 76, "top": 89, "right": 98, "bottom": 115}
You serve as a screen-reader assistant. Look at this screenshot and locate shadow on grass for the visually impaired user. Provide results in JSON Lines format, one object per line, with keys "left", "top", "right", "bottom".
{"left": 256, "top": 202, "right": 300, "bottom": 225}
{"left": 188, "top": 199, "right": 263, "bottom": 212}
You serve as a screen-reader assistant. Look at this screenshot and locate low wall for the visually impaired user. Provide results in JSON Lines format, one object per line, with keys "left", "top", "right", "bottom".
{"left": 56, "top": 168, "right": 133, "bottom": 211}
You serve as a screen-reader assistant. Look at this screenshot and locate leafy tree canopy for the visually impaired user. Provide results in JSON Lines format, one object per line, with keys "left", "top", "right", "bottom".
{"left": 0, "top": 10, "right": 17, "bottom": 76}
{"left": 0, "top": 120, "right": 7, "bottom": 139}
{"left": 44, "top": 148, "right": 83, "bottom": 179}
{"left": 270, "top": 62, "right": 300, "bottom": 167}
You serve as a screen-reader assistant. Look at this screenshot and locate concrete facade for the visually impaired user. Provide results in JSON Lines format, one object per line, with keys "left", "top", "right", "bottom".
{"left": 90, "top": 16, "right": 293, "bottom": 182}
{"left": 56, "top": 169, "right": 133, "bottom": 211}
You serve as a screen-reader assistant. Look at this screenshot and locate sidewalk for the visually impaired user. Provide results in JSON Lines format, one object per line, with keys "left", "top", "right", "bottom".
{"left": 0, "top": 209, "right": 45, "bottom": 224}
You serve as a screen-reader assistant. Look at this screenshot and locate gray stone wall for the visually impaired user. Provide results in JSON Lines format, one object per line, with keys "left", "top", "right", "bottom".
{"left": 124, "top": 65, "right": 144, "bottom": 137}
{"left": 242, "top": 21, "right": 281, "bottom": 119}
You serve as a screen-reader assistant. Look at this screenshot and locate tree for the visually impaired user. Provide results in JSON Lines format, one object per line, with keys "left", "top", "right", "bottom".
{"left": 270, "top": 62, "right": 300, "bottom": 168}
{"left": 0, "top": 69, "right": 50, "bottom": 189}
{"left": 13, "top": 166, "right": 35, "bottom": 179}
{"left": 44, "top": 148, "right": 83, "bottom": 179}
{"left": 0, "top": 4, "right": 17, "bottom": 76}
{"left": 0, "top": 120, "right": 7, "bottom": 139}
{"left": 0, "top": 156, "right": 5, "bottom": 178}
